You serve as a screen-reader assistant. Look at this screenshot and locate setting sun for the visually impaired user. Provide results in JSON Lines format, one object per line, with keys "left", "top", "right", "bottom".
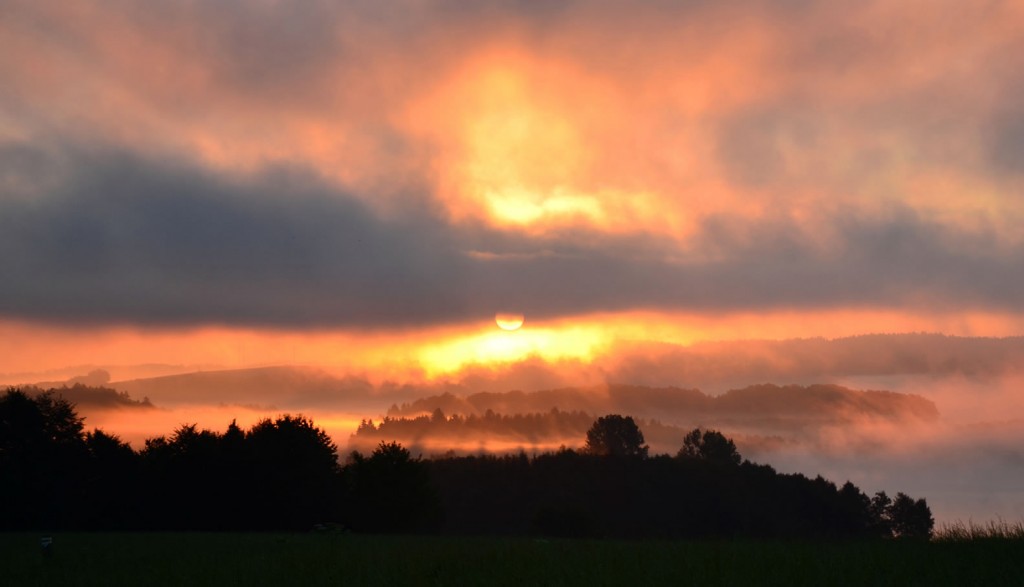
{"left": 495, "top": 312, "right": 525, "bottom": 331}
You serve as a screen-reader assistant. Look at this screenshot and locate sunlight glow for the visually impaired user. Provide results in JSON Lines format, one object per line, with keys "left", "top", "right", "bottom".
{"left": 418, "top": 323, "right": 610, "bottom": 377}
{"left": 485, "top": 187, "right": 606, "bottom": 226}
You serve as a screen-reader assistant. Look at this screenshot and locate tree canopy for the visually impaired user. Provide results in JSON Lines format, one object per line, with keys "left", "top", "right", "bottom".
{"left": 343, "top": 441, "right": 441, "bottom": 533}
{"left": 584, "top": 415, "right": 649, "bottom": 458}
{"left": 677, "top": 428, "right": 742, "bottom": 466}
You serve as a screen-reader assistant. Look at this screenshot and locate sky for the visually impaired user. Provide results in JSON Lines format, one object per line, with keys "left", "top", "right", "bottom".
{"left": 3, "top": 1, "right": 1024, "bottom": 523}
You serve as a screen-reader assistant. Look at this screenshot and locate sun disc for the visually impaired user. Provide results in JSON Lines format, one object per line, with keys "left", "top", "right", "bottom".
{"left": 495, "top": 312, "right": 525, "bottom": 331}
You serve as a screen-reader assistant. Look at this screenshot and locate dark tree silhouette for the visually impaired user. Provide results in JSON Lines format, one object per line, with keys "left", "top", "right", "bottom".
{"left": 137, "top": 415, "right": 341, "bottom": 530}
{"left": 865, "top": 490, "right": 934, "bottom": 539}
{"left": 869, "top": 491, "right": 894, "bottom": 536}
{"left": 245, "top": 415, "right": 342, "bottom": 530}
{"left": 343, "top": 441, "right": 441, "bottom": 533}
{"left": 0, "top": 389, "right": 88, "bottom": 529}
{"left": 890, "top": 492, "right": 935, "bottom": 539}
{"left": 0, "top": 387, "right": 938, "bottom": 539}
{"left": 835, "top": 480, "right": 874, "bottom": 536}
{"left": 86, "top": 428, "right": 134, "bottom": 460}
{"left": 139, "top": 423, "right": 230, "bottom": 529}
{"left": 82, "top": 428, "right": 139, "bottom": 528}
{"left": 677, "top": 428, "right": 741, "bottom": 466}
{"left": 584, "top": 415, "right": 648, "bottom": 457}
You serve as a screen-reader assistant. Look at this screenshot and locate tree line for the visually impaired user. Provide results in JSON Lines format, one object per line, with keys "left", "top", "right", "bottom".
{"left": 0, "top": 389, "right": 933, "bottom": 538}
{"left": 350, "top": 407, "right": 597, "bottom": 454}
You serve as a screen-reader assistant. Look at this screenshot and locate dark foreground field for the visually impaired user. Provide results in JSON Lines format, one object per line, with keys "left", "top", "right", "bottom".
{"left": 3, "top": 532, "right": 1022, "bottom": 586}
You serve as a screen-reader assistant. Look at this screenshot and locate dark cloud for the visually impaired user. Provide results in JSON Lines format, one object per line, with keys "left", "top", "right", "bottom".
{"left": 2, "top": 143, "right": 1024, "bottom": 327}
{"left": 0, "top": 144, "right": 470, "bottom": 327}
{"left": 470, "top": 208, "right": 1024, "bottom": 319}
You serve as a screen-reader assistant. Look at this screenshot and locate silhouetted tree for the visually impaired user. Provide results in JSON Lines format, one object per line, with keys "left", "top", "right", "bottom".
{"left": 835, "top": 480, "right": 873, "bottom": 536}
{"left": 245, "top": 415, "right": 341, "bottom": 529}
{"left": 863, "top": 490, "right": 933, "bottom": 538}
{"left": 869, "top": 491, "right": 894, "bottom": 536}
{"left": 677, "top": 428, "right": 741, "bottom": 466}
{"left": 82, "top": 429, "right": 139, "bottom": 528}
{"left": 343, "top": 441, "right": 441, "bottom": 533}
{"left": 221, "top": 419, "right": 246, "bottom": 454}
{"left": 584, "top": 415, "right": 648, "bottom": 457}
{"left": 137, "top": 415, "right": 342, "bottom": 530}
{"left": 0, "top": 389, "right": 88, "bottom": 529}
{"left": 139, "top": 423, "right": 226, "bottom": 529}
{"left": 214, "top": 419, "right": 249, "bottom": 528}
{"left": 86, "top": 428, "right": 134, "bottom": 461}
{"left": 889, "top": 492, "right": 934, "bottom": 539}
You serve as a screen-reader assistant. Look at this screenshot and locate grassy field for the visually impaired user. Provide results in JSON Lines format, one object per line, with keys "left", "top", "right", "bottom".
{"left": 3, "top": 531, "right": 1023, "bottom": 586}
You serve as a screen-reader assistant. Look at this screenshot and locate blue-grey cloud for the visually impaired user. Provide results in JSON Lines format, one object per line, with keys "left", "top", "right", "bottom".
{"left": 0, "top": 144, "right": 470, "bottom": 327}
{"left": 2, "top": 143, "right": 1023, "bottom": 328}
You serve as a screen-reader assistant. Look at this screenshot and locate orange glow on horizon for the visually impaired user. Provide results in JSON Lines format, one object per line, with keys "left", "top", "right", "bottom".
{"left": 3, "top": 308, "right": 1024, "bottom": 386}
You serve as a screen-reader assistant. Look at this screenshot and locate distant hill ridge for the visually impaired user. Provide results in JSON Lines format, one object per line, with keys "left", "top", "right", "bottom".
{"left": 388, "top": 382, "right": 938, "bottom": 424}
{"left": 20, "top": 383, "right": 153, "bottom": 410}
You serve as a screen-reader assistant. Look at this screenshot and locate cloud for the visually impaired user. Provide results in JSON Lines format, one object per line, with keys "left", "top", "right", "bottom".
{"left": 468, "top": 207, "right": 1024, "bottom": 320}
{"left": 605, "top": 334, "right": 1024, "bottom": 393}
{"left": 1, "top": 143, "right": 1024, "bottom": 328}
{"left": 2, "top": 1, "right": 1024, "bottom": 331}
{"left": 988, "top": 71, "right": 1024, "bottom": 178}
{"left": 0, "top": 145, "right": 470, "bottom": 327}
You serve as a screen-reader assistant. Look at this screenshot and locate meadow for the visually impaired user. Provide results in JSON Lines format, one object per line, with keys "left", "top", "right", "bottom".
{"left": 3, "top": 529, "right": 1023, "bottom": 586}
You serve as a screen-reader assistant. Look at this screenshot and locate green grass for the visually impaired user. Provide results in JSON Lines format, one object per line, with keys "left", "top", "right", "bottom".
{"left": 3, "top": 532, "right": 1023, "bottom": 586}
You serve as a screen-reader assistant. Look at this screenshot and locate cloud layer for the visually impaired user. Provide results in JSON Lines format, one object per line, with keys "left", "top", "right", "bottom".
{"left": 2, "top": 1, "right": 1024, "bottom": 329}
{"left": 2, "top": 144, "right": 1024, "bottom": 328}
